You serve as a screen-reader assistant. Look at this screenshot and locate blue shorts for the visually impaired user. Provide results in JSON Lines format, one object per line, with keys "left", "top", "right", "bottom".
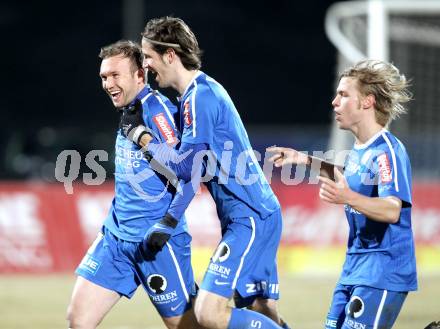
{"left": 325, "top": 284, "right": 407, "bottom": 329}
{"left": 76, "top": 226, "right": 197, "bottom": 318}
{"left": 201, "top": 209, "right": 282, "bottom": 306}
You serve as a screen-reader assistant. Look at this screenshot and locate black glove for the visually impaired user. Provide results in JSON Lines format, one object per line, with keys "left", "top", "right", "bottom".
{"left": 141, "top": 213, "right": 178, "bottom": 254}
{"left": 424, "top": 321, "right": 440, "bottom": 329}
{"left": 119, "top": 98, "right": 152, "bottom": 146}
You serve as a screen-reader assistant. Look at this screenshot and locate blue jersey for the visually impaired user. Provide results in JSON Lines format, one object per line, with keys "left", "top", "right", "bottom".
{"left": 178, "top": 72, "right": 280, "bottom": 221}
{"left": 339, "top": 129, "right": 417, "bottom": 291}
{"left": 104, "top": 86, "right": 189, "bottom": 242}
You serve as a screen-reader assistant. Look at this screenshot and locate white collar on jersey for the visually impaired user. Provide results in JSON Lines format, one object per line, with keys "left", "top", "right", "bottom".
{"left": 353, "top": 128, "right": 388, "bottom": 150}
{"left": 178, "top": 70, "right": 203, "bottom": 101}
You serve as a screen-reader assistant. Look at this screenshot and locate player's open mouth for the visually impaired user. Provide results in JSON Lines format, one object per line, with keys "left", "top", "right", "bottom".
{"left": 149, "top": 69, "right": 158, "bottom": 81}
{"left": 110, "top": 91, "right": 121, "bottom": 102}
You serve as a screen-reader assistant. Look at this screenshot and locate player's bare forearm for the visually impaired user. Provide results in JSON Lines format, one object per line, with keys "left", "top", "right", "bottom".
{"left": 266, "top": 146, "right": 309, "bottom": 167}
{"left": 319, "top": 173, "right": 402, "bottom": 223}
{"left": 307, "top": 154, "right": 342, "bottom": 181}
{"left": 347, "top": 193, "right": 402, "bottom": 224}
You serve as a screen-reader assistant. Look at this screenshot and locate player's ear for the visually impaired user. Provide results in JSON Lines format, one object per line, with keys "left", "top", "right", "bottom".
{"left": 362, "top": 94, "right": 375, "bottom": 109}
{"left": 165, "top": 48, "right": 175, "bottom": 64}
{"left": 137, "top": 68, "right": 146, "bottom": 82}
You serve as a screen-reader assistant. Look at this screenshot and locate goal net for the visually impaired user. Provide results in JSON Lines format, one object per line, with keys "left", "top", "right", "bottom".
{"left": 325, "top": 0, "right": 440, "bottom": 179}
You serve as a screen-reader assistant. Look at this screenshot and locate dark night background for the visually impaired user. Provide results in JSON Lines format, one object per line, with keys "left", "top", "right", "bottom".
{"left": 1, "top": 0, "right": 344, "bottom": 180}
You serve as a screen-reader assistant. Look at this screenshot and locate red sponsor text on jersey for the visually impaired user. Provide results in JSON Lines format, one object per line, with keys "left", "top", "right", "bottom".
{"left": 153, "top": 113, "right": 176, "bottom": 144}
{"left": 377, "top": 153, "right": 392, "bottom": 183}
{"left": 183, "top": 101, "right": 192, "bottom": 126}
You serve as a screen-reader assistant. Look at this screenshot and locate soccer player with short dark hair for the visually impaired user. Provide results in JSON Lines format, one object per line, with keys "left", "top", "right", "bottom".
{"left": 119, "top": 16, "right": 291, "bottom": 329}
{"left": 66, "top": 40, "right": 201, "bottom": 329}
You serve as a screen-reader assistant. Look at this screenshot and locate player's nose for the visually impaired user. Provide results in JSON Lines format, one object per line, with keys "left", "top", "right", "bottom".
{"left": 143, "top": 58, "right": 152, "bottom": 69}
{"left": 331, "top": 95, "right": 339, "bottom": 108}
{"left": 105, "top": 77, "right": 115, "bottom": 89}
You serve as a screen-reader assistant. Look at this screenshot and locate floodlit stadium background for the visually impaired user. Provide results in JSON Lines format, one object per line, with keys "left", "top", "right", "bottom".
{"left": 1, "top": 0, "right": 439, "bottom": 328}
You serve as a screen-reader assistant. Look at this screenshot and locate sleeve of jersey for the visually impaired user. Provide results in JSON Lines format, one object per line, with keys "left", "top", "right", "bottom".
{"left": 181, "top": 90, "right": 216, "bottom": 145}
{"left": 376, "top": 148, "right": 412, "bottom": 206}
{"left": 167, "top": 174, "right": 201, "bottom": 220}
{"left": 146, "top": 96, "right": 179, "bottom": 146}
{"left": 166, "top": 151, "right": 204, "bottom": 220}
{"left": 147, "top": 141, "right": 208, "bottom": 182}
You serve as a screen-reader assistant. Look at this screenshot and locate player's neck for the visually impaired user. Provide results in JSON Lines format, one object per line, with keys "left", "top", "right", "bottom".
{"left": 137, "top": 83, "right": 146, "bottom": 95}
{"left": 353, "top": 121, "right": 384, "bottom": 145}
{"left": 175, "top": 68, "right": 199, "bottom": 95}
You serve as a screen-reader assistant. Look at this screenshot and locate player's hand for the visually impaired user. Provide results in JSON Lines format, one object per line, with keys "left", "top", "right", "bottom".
{"left": 141, "top": 213, "right": 178, "bottom": 254}
{"left": 318, "top": 167, "right": 351, "bottom": 204}
{"left": 266, "top": 146, "right": 309, "bottom": 167}
{"left": 119, "top": 99, "right": 153, "bottom": 146}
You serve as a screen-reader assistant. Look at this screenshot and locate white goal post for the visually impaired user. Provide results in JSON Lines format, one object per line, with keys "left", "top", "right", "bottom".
{"left": 324, "top": 0, "right": 440, "bottom": 179}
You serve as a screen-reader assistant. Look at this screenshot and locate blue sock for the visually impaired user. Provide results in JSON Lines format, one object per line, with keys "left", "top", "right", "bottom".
{"left": 227, "top": 307, "right": 282, "bottom": 329}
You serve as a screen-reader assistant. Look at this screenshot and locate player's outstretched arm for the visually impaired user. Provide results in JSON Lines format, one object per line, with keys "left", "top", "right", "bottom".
{"left": 266, "top": 146, "right": 310, "bottom": 167}
{"left": 266, "top": 146, "right": 338, "bottom": 180}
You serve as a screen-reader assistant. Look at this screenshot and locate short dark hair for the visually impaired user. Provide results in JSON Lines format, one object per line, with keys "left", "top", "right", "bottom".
{"left": 99, "top": 40, "right": 143, "bottom": 74}
{"left": 142, "top": 16, "right": 202, "bottom": 70}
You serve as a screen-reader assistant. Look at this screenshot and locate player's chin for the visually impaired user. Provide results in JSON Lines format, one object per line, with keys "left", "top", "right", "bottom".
{"left": 113, "top": 99, "right": 127, "bottom": 108}
{"left": 157, "top": 78, "right": 170, "bottom": 88}
{"left": 336, "top": 121, "right": 348, "bottom": 130}
{"left": 158, "top": 81, "right": 168, "bottom": 88}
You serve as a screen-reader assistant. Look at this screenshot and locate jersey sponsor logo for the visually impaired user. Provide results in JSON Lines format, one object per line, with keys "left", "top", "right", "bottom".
{"left": 212, "top": 242, "right": 230, "bottom": 263}
{"left": 346, "top": 319, "right": 366, "bottom": 329}
{"left": 79, "top": 255, "right": 100, "bottom": 275}
{"left": 153, "top": 113, "right": 176, "bottom": 144}
{"left": 246, "top": 281, "right": 266, "bottom": 293}
{"left": 183, "top": 101, "right": 192, "bottom": 126}
{"left": 150, "top": 290, "right": 178, "bottom": 303}
{"left": 377, "top": 153, "right": 392, "bottom": 183}
{"left": 115, "top": 143, "right": 143, "bottom": 169}
{"left": 214, "top": 279, "right": 230, "bottom": 286}
{"left": 245, "top": 282, "right": 279, "bottom": 294}
{"left": 325, "top": 319, "right": 338, "bottom": 328}
{"left": 345, "top": 160, "right": 360, "bottom": 175}
{"left": 147, "top": 274, "right": 179, "bottom": 304}
{"left": 251, "top": 320, "right": 262, "bottom": 328}
{"left": 147, "top": 274, "right": 167, "bottom": 294}
{"left": 208, "top": 263, "right": 231, "bottom": 276}
{"left": 115, "top": 145, "right": 143, "bottom": 160}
